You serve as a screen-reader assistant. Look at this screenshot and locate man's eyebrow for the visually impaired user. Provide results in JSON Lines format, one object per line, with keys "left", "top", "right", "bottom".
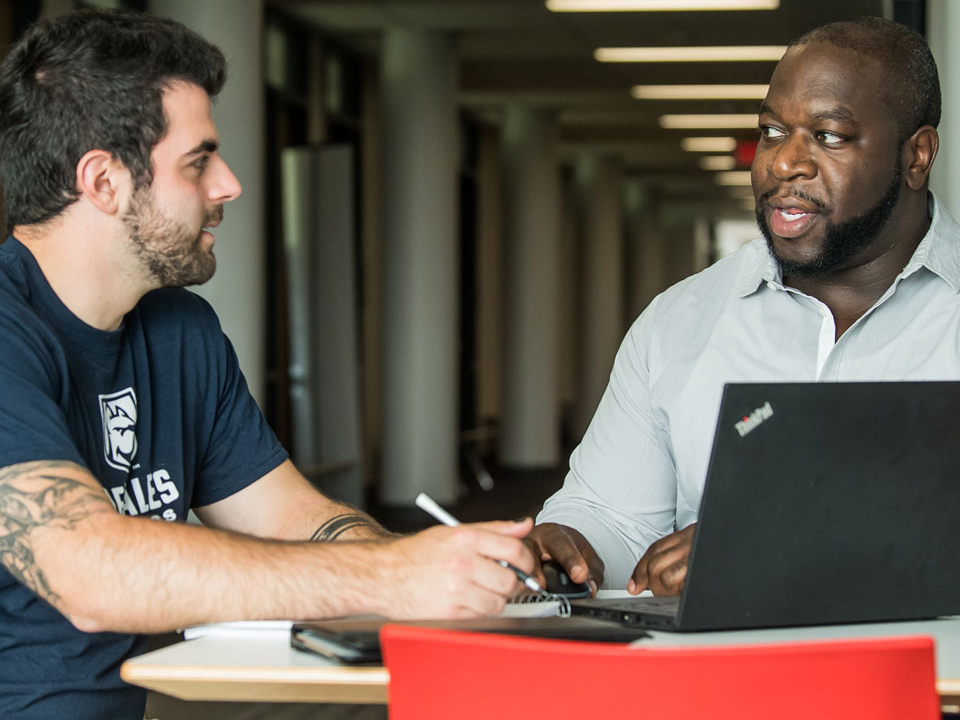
{"left": 811, "top": 107, "right": 857, "bottom": 124}
{"left": 757, "top": 102, "right": 858, "bottom": 126}
{"left": 184, "top": 139, "right": 219, "bottom": 156}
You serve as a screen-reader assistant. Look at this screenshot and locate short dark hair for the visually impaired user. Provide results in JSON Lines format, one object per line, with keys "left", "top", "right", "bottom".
{"left": 789, "top": 16, "right": 940, "bottom": 142}
{"left": 0, "top": 9, "right": 226, "bottom": 229}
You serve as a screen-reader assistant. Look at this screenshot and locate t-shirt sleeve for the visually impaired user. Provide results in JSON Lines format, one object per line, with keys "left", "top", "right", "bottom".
{"left": 0, "top": 309, "right": 86, "bottom": 471}
{"left": 190, "top": 326, "right": 289, "bottom": 508}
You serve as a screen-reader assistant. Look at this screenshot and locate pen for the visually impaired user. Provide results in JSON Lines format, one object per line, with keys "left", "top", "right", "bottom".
{"left": 414, "top": 492, "right": 548, "bottom": 596}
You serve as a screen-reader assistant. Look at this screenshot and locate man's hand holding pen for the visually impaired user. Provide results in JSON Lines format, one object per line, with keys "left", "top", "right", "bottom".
{"left": 373, "top": 518, "right": 537, "bottom": 619}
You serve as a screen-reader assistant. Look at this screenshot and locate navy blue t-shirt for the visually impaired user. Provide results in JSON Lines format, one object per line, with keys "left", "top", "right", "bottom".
{"left": 0, "top": 237, "right": 288, "bottom": 719}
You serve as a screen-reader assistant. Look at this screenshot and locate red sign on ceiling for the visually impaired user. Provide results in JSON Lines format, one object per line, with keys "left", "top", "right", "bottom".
{"left": 735, "top": 139, "right": 759, "bottom": 168}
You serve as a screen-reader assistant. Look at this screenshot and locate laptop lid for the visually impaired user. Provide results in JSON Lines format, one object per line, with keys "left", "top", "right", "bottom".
{"left": 574, "top": 382, "right": 960, "bottom": 631}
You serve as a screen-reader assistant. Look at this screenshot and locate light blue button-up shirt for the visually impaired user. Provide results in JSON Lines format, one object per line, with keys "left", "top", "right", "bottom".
{"left": 538, "top": 194, "right": 960, "bottom": 587}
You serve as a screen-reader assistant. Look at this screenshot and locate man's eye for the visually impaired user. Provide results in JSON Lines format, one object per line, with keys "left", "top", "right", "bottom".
{"left": 817, "top": 131, "right": 844, "bottom": 146}
{"left": 758, "top": 125, "right": 786, "bottom": 140}
{"left": 192, "top": 156, "right": 210, "bottom": 172}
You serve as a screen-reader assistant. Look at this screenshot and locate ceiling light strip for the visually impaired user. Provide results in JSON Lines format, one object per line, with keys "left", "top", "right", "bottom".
{"left": 596, "top": 46, "right": 786, "bottom": 62}
{"left": 699, "top": 155, "right": 737, "bottom": 171}
{"left": 632, "top": 84, "right": 768, "bottom": 99}
{"left": 660, "top": 114, "right": 759, "bottom": 129}
{"left": 681, "top": 136, "right": 737, "bottom": 152}
{"left": 548, "top": 0, "right": 779, "bottom": 11}
{"left": 715, "top": 171, "right": 753, "bottom": 186}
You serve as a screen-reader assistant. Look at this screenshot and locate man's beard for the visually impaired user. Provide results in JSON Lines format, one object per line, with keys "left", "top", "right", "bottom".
{"left": 756, "top": 159, "right": 903, "bottom": 280}
{"left": 122, "top": 187, "right": 222, "bottom": 288}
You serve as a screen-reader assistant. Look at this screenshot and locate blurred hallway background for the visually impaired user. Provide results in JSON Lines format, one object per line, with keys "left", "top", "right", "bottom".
{"left": 2, "top": 0, "right": 949, "bottom": 528}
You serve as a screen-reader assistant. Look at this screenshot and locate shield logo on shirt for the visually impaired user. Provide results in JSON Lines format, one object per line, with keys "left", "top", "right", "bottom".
{"left": 99, "top": 388, "right": 138, "bottom": 471}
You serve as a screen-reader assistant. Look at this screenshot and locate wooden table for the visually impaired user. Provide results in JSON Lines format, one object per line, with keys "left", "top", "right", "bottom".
{"left": 122, "top": 617, "right": 960, "bottom": 710}
{"left": 123, "top": 628, "right": 389, "bottom": 704}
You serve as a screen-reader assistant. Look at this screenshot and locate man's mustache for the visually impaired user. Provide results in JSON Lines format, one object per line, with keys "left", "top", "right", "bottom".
{"left": 204, "top": 205, "right": 224, "bottom": 226}
{"left": 758, "top": 186, "right": 829, "bottom": 211}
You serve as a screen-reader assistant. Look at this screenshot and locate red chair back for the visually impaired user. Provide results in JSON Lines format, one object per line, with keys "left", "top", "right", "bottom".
{"left": 381, "top": 624, "right": 939, "bottom": 720}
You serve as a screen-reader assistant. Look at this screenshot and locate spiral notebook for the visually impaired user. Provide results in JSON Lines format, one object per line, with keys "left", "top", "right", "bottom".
{"left": 503, "top": 561, "right": 592, "bottom": 617}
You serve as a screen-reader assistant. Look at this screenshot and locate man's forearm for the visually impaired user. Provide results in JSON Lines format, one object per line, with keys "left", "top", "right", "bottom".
{"left": 39, "top": 512, "right": 394, "bottom": 633}
{"left": 1, "top": 461, "right": 392, "bottom": 633}
{"left": 3, "top": 459, "right": 538, "bottom": 633}
{"left": 309, "top": 508, "right": 395, "bottom": 542}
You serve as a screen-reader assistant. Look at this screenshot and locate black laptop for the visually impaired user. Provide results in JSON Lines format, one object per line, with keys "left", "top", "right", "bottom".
{"left": 570, "top": 381, "right": 960, "bottom": 631}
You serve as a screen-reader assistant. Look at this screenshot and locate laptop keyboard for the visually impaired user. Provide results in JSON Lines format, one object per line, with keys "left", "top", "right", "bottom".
{"left": 570, "top": 595, "right": 681, "bottom": 624}
{"left": 611, "top": 596, "right": 680, "bottom": 616}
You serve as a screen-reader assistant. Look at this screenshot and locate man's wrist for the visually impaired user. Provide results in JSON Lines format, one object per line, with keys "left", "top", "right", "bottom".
{"left": 309, "top": 513, "right": 393, "bottom": 542}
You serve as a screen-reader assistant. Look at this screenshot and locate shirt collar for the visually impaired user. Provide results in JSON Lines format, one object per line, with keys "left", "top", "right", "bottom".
{"left": 737, "top": 192, "right": 960, "bottom": 298}
{"left": 737, "top": 239, "right": 777, "bottom": 297}
{"left": 906, "top": 193, "right": 960, "bottom": 292}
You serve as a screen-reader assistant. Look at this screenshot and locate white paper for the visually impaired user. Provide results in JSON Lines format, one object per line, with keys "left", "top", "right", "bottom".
{"left": 182, "top": 620, "right": 293, "bottom": 640}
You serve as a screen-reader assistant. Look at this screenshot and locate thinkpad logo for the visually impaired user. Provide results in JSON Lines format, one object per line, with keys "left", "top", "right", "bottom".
{"left": 99, "top": 388, "right": 138, "bottom": 471}
{"left": 734, "top": 401, "right": 773, "bottom": 437}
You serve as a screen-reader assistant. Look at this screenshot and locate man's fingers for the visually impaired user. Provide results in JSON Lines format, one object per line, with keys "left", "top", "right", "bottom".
{"left": 463, "top": 526, "right": 536, "bottom": 575}
{"left": 629, "top": 555, "right": 650, "bottom": 595}
{"left": 579, "top": 544, "right": 605, "bottom": 588}
{"left": 630, "top": 525, "right": 696, "bottom": 595}
{"left": 660, "top": 558, "right": 687, "bottom": 594}
{"left": 382, "top": 525, "right": 535, "bottom": 619}
{"left": 645, "top": 546, "right": 688, "bottom": 595}
{"left": 526, "top": 523, "right": 604, "bottom": 590}
{"left": 450, "top": 556, "right": 525, "bottom": 617}
{"left": 470, "top": 517, "right": 534, "bottom": 538}
{"left": 546, "top": 542, "right": 590, "bottom": 584}
{"left": 528, "top": 523, "right": 581, "bottom": 569}
{"left": 471, "top": 554, "right": 526, "bottom": 599}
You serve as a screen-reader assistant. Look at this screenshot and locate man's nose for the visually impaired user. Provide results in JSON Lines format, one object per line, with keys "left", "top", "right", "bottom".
{"left": 770, "top": 133, "right": 817, "bottom": 182}
{"left": 208, "top": 155, "right": 242, "bottom": 203}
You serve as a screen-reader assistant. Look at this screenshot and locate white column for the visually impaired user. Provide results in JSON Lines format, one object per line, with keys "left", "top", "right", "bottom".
{"left": 623, "top": 180, "right": 650, "bottom": 319}
{"left": 379, "top": 29, "right": 459, "bottom": 505}
{"left": 475, "top": 125, "right": 503, "bottom": 425}
{"left": 499, "top": 106, "right": 562, "bottom": 467}
{"left": 574, "top": 152, "right": 625, "bottom": 438}
{"left": 929, "top": 0, "right": 960, "bottom": 211}
{"left": 558, "top": 172, "right": 580, "bottom": 430}
{"left": 149, "top": 0, "right": 267, "bottom": 406}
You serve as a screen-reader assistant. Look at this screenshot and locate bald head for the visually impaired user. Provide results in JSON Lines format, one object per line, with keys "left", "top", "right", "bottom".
{"left": 789, "top": 17, "right": 940, "bottom": 143}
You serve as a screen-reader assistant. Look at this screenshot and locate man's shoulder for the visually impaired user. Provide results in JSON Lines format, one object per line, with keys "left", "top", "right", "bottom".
{"left": 137, "top": 286, "right": 215, "bottom": 314}
{"left": 651, "top": 237, "right": 766, "bottom": 314}
{"left": 0, "top": 240, "right": 32, "bottom": 303}
{"left": 0, "top": 248, "right": 49, "bottom": 341}
{"left": 131, "top": 289, "right": 231, "bottom": 369}
{"left": 134, "top": 288, "right": 222, "bottom": 333}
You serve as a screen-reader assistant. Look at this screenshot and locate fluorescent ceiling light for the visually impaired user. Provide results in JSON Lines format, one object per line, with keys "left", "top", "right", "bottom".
{"left": 632, "top": 84, "right": 768, "bottom": 99}
{"left": 699, "top": 155, "right": 737, "bottom": 171}
{"left": 715, "top": 171, "right": 753, "bottom": 186}
{"left": 681, "top": 136, "right": 737, "bottom": 152}
{"left": 548, "top": 0, "right": 778, "bottom": 10}
{"left": 661, "top": 114, "right": 759, "bottom": 129}
{"left": 596, "top": 46, "right": 786, "bottom": 62}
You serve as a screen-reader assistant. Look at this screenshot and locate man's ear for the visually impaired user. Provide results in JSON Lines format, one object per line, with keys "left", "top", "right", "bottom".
{"left": 75, "top": 149, "right": 130, "bottom": 215}
{"left": 903, "top": 126, "right": 939, "bottom": 191}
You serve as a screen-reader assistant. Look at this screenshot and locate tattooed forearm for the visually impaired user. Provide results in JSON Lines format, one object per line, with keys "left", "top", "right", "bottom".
{"left": 310, "top": 513, "right": 383, "bottom": 542}
{"left": 0, "top": 461, "right": 114, "bottom": 606}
